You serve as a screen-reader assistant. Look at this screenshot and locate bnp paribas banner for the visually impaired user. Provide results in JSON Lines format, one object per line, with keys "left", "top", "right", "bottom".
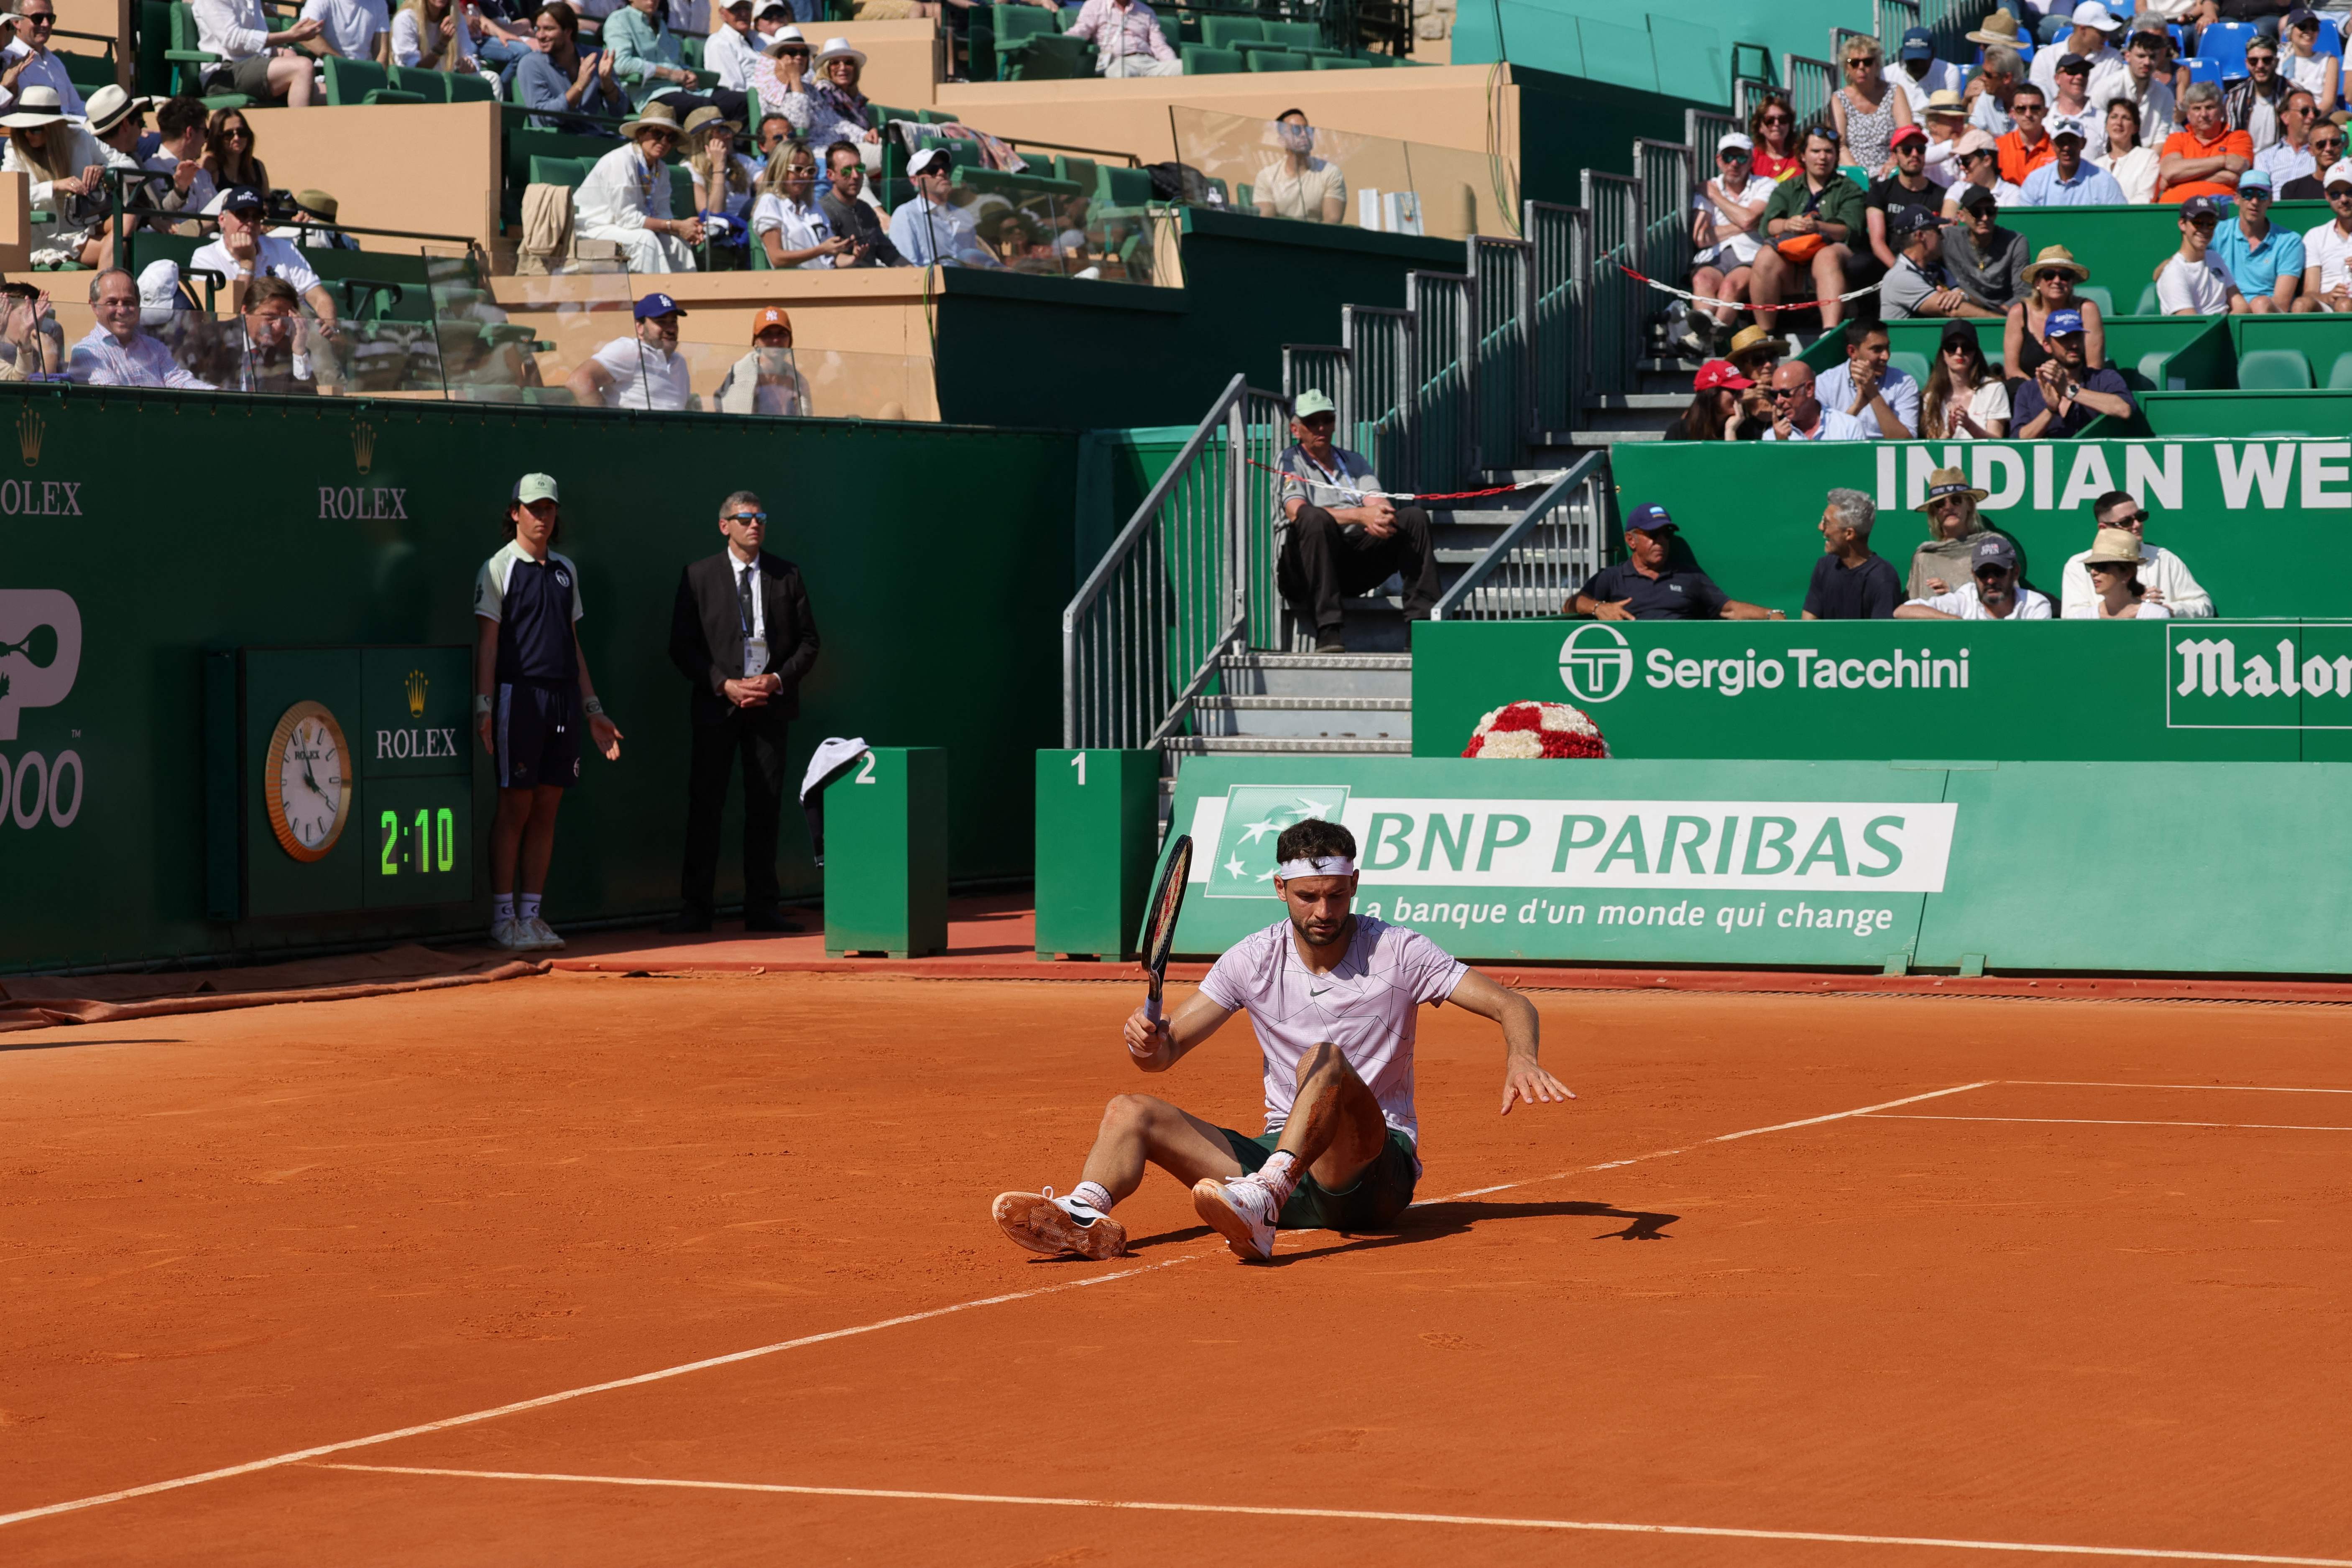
{"left": 1412, "top": 621, "right": 2352, "bottom": 764}
{"left": 1607, "top": 442, "right": 2352, "bottom": 624}
{"left": 1169, "top": 758, "right": 1956, "bottom": 967}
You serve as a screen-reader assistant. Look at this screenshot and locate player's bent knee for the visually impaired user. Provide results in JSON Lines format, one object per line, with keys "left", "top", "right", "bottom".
{"left": 1101, "top": 1091, "right": 1167, "bottom": 1130}
{"left": 1294, "top": 1041, "right": 1360, "bottom": 1088}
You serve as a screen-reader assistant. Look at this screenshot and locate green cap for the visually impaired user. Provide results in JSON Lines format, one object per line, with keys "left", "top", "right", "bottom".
{"left": 515, "top": 472, "right": 559, "bottom": 505}
{"left": 1293, "top": 389, "right": 1336, "bottom": 419}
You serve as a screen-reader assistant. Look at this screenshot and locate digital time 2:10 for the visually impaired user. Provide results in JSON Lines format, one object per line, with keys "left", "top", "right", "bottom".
{"left": 380, "top": 806, "right": 456, "bottom": 876}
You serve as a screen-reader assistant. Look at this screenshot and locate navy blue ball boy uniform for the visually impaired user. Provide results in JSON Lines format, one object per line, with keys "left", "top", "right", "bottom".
{"left": 475, "top": 539, "right": 586, "bottom": 789}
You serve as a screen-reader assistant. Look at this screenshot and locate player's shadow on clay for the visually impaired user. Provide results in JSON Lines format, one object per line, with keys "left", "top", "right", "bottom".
{"left": 1119, "top": 1199, "right": 1678, "bottom": 1262}
{"left": 1266, "top": 1199, "right": 1680, "bottom": 1265}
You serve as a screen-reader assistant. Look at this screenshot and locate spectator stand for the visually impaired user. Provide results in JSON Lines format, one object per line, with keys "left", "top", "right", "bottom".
{"left": 968, "top": 1, "right": 1416, "bottom": 84}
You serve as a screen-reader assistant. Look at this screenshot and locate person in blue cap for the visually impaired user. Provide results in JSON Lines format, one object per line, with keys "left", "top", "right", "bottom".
{"left": 1568, "top": 504, "right": 1785, "bottom": 622}
{"left": 2210, "top": 166, "right": 2306, "bottom": 309}
{"left": 1885, "top": 24, "right": 1964, "bottom": 117}
{"left": 2012, "top": 307, "right": 2135, "bottom": 438}
{"left": 567, "top": 291, "right": 697, "bottom": 409}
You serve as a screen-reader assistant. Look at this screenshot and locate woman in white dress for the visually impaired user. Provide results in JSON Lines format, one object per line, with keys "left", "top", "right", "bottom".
{"left": 2283, "top": 10, "right": 2340, "bottom": 117}
{"left": 393, "top": 0, "right": 480, "bottom": 72}
{"left": 2095, "top": 97, "right": 2160, "bottom": 204}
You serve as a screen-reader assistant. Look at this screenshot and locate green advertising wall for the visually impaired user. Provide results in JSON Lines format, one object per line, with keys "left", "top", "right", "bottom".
{"left": 1412, "top": 620, "right": 2352, "bottom": 761}
{"left": 1606, "top": 438, "right": 2352, "bottom": 621}
{"left": 0, "top": 386, "right": 1075, "bottom": 975}
{"left": 1167, "top": 755, "right": 2352, "bottom": 976}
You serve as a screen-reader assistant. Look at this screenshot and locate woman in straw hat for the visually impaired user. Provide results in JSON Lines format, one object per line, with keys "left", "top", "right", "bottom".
{"left": 685, "top": 105, "right": 758, "bottom": 267}
{"left": 575, "top": 97, "right": 704, "bottom": 272}
{"left": 2073, "top": 528, "right": 2170, "bottom": 619}
{"left": 1920, "top": 88, "right": 1973, "bottom": 186}
{"left": 2005, "top": 243, "right": 2106, "bottom": 378}
{"left": 1907, "top": 467, "right": 2016, "bottom": 603}
{"left": 803, "top": 38, "right": 880, "bottom": 152}
{"left": 1725, "top": 322, "right": 1788, "bottom": 385}
{"left": 0, "top": 88, "right": 117, "bottom": 260}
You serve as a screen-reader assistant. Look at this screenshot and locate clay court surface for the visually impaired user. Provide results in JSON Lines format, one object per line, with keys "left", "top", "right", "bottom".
{"left": 4, "top": 972, "right": 2349, "bottom": 1566}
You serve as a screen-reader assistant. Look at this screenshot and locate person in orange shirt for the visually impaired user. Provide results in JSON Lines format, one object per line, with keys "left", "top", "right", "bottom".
{"left": 2159, "top": 81, "right": 2253, "bottom": 203}
{"left": 1997, "top": 83, "right": 2058, "bottom": 185}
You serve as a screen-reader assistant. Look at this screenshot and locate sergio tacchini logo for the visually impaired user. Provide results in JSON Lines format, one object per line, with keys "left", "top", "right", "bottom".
{"left": 1558, "top": 623, "right": 1634, "bottom": 704}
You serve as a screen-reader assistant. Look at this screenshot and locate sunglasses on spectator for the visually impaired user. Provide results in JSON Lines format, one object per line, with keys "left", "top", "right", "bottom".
{"left": 20, "top": 10, "right": 54, "bottom": 23}
{"left": 2107, "top": 509, "right": 2149, "bottom": 525}
{"left": 1760, "top": 114, "right": 1792, "bottom": 125}
{"left": 2014, "top": 102, "right": 2046, "bottom": 115}
{"left": 1719, "top": 148, "right": 1749, "bottom": 161}
{"left": 1973, "top": 566, "right": 2012, "bottom": 581}
{"left": 1769, "top": 385, "right": 1805, "bottom": 399}
{"left": 2332, "top": 187, "right": 2352, "bottom": 200}
{"left": 725, "top": 511, "right": 768, "bottom": 523}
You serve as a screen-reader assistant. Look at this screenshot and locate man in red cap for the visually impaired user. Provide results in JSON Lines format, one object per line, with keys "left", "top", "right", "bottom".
{"left": 714, "top": 304, "right": 811, "bottom": 415}
{"left": 1866, "top": 123, "right": 1944, "bottom": 271}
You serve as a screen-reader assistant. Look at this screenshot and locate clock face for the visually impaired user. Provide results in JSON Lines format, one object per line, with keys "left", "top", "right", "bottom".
{"left": 264, "top": 700, "right": 352, "bottom": 863}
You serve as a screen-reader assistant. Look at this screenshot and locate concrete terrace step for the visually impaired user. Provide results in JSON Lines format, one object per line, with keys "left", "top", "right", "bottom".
{"left": 1215, "top": 651, "right": 1411, "bottom": 699}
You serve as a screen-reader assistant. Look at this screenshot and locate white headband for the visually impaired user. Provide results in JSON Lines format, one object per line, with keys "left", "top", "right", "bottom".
{"left": 1276, "top": 857, "right": 1357, "bottom": 879}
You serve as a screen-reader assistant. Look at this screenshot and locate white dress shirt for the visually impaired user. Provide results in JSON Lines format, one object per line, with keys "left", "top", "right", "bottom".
{"left": 191, "top": 0, "right": 273, "bottom": 59}
{"left": 1816, "top": 360, "right": 1921, "bottom": 435}
{"left": 705, "top": 20, "right": 760, "bottom": 90}
{"left": 1884, "top": 58, "right": 1964, "bottom": 116}
{"left": 1905, "top": 585, "right": 2055, "bottom": 619}
{"left": 588, "top": 334, "right": 693, "bottom": 409}
{"left": 730, "top": 548, "right": 769, "bottom": 674}
{"left": 0, "top": 42, "right": 85, "bottom": 116}
{"left": 68, "top": 325, "right": 213, "bottom": 388}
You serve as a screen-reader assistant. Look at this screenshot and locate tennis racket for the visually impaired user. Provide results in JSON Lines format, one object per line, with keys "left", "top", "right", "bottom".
{"left": 1138, "top": 833, "right": 1193, "bottom": 1026}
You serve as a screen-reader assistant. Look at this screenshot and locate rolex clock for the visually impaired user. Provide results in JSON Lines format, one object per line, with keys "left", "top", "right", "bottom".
{"left": 207, "top": 646, "right": 473, "bottom": 921}
{"left": 262, "top": 700, "right": 351, "bottom": 861}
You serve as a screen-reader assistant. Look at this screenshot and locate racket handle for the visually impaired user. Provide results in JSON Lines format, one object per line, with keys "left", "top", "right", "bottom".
{"left": 1144, "top": 991, "right": 1164, "bottom": 1025}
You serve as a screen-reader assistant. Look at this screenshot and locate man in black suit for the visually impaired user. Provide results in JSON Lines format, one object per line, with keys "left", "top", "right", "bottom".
{"left": 666, "top": 489, "right": 820, "bottom": 932}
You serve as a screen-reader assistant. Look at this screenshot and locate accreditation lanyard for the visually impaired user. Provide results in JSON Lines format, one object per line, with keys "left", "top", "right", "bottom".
{"left": 736, "top": 559, "right": 769, "bottom": 677}
{"left": 1297, "top": 448, "right": 1364, "bottom": 507}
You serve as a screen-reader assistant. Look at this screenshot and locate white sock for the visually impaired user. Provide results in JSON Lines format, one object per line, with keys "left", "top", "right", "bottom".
{"left": 493, "top": 894, "right": 515, "bottom": 924}
{"left": 1068, "top": 1180, "right": 1114, "bottom": 1214}
{"left": 1256, "top": 1151, "right": 1301, "bottom": 1204}
{"left": 518, "top": 893, "right": 543, "bottom": 923}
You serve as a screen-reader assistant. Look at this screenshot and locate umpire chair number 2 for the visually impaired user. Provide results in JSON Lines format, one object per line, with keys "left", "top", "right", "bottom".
{"left": 856, "top": 751, "right": 877, "bottom": 784}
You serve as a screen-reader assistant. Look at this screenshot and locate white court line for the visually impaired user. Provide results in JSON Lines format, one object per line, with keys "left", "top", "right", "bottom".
{"left": 1865, "top": 1114, "right": 2352, "bottom": 1133}
{"left": 2006, "top": 1081, "right": 2352, "bottom": 1096}
{"left": 0, "top": 1080, "right": 1993, "bottom": 1532}
{"left": 311, "top": 1463, "right": 2352, "bottom": 1568}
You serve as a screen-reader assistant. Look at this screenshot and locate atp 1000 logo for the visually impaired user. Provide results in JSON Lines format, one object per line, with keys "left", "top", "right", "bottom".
{"left": 0, "top": 589, "right": 85, "bottom": 829}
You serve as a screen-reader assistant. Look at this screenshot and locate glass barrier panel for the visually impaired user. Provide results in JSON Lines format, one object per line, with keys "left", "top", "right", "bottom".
{"left": 794, "top": 347, "right": 938, "bottom": 421}
{"left": 1168, "top": 105, "right": 1506, "bottom": 242}
{"left": 448, "top": 261, "right": 637, "bottom": 409}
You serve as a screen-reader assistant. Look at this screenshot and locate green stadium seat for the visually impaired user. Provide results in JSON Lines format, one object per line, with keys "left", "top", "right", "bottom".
{"left": 1261, "top": 20, "right": 1321, "bottom": 48}
{"left": 1157, "top": 14, "right": 1179, "bottom": 50}
{"left": 2132, "top": 348, "right": 2171, "bottom": 390}
{"left": 1310, "top": 55, "right": 1370, "bottom": 67}
{"left": 916, "top": 108, "right": 961, "bottom": 123}
{"left": 679, "top": 34, "right": 704, "bottom": 67}
{"left": 1098, "top": 163, "right": 1154, "bottom": 205}
{"left": 991, "top": 3, "right": 1058, "bottom": 43}
{"left": 2134, "top": 282, "right": 2163, "bottom": 315}
{"left": 1055, "top": 155, "right": 1098, "bottom": 189}
{"left": 2074, "top": 283, "right": 2114, "bottom": 317}
{"left": 2327, "top": 352, "right": 2352, "bottom": 389}
{"left": 166, "top": 0, "right": 243, "bottom": 101}
{"left": 447, "top": 72, "right": 497, "bottom": 104}
{"left": 1891, "top": 350, "right": 1931, "bottom": 391}
{"left": 1000, "top": 30, "right": 1093, "bottom": 77}
{"left": 670, "top": 164, "right": 693, "bottom": 217}
{"left": 1246, "top": 50, "right": 1304, "bottom": 70}
{"left": 955, "top": 166, "right": 1084, "bottom": 204}
{"left": 528, "top": 154, "right": 594, "bottom": 188}
{"left": 389, "top": 65, "right": 452, "bottom": 101}
{"left": 2238, "top": 348, "right": 2314, "bottom": 389}
{"left": 1202, "top": 16, "right": 1262, "bottom": 47}
{"left": 1182, "top": 44, "right": 1245, "bottom": 74}
{"left": 60, "top": 49, "right": 115, "bottom": 92}
{"left": 323, "top": 56, "right": 427, "bottom": 106}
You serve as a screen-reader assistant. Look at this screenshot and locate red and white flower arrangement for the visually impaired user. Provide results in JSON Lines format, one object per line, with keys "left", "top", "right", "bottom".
{"left": 1461, "top": 701, "right": 1609, "bottom": 760}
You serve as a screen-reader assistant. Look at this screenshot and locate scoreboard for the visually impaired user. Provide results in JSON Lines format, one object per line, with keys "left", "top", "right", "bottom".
{"left": 206, "top": 646, "right": 475, "bottom": 920}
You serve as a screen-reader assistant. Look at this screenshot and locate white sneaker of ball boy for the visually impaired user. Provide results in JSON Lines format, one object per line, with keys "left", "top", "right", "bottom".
{"left": 991, "top": 818, "right": 1575, "bottom": 1264}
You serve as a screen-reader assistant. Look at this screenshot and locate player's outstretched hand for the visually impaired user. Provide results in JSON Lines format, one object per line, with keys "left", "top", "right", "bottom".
{"left": 1500, "top": 1055, "right": 1576, "bottom": 1116}
{"left": 1123, "top": 1006, "right": 1170, "bottom": 1065}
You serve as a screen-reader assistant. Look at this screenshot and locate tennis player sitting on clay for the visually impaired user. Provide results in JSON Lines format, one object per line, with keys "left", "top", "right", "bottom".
{"left": 992, "top": 817, "right": 1575, "bottom": 1264}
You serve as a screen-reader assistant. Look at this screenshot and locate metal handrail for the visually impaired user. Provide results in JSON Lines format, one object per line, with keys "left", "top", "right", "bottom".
{"left": 1062, "top": 373, "right": 1263, "bottom": 750}
{"left": 1785, "top": 51, "right": 1839, "bottom": 134}
{"left": 1428, "top": 449, "right": 1612, "bottom": 622}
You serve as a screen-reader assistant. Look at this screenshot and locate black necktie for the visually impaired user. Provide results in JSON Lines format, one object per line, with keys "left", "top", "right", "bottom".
{"left": 738, "top": 564, "right": 755, "bottom": 644}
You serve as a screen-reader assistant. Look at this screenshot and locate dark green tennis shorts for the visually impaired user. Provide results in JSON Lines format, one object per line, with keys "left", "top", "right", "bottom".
{"left": 1218, "top": 1125, "right": 1420, "bottom": 1232}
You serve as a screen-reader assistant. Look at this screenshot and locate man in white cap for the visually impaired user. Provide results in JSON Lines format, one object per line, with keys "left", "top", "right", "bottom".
{"left": 2298, "top": 158, "right": 2352, "bottom": 310}
{"left": 888, "top": 146, "right": 995, "bottom": 268}
{"left": 2029, "top": 0, "right": 2127, "bottom": 106}
{"left": 576, "top": 98, "right": 704, "bottom": 272}
{"left": 67, "top": 268, "right": 211, "bottom": 389}
{"left": 0, "top": 0, "right": 85, "bottom": 116}
{"left": 703, "top": 0, "right": 759, "bottom": 89}
{"left": 2020, "top": 115, "right": 2128, "bottom": 204}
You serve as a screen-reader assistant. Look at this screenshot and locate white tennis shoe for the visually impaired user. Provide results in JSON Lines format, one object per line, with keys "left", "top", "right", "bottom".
{"left": 490, "top": 918, "right": 531, "bottom": 951}
{"left": 521, "top": 915, "right": 565, "bottom": 951}
{"left": 992, "top": 1187, "right": 1129, "bottom": 1260}
{"left": 1193, "top": 1174, "right": 1279, "bottom": 1262}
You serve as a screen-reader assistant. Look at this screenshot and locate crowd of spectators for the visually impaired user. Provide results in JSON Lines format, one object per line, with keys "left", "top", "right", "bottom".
{"left": 1688, "top": 4, "right": 2352, "bottom": 364}
{"left": 1564, "top": 474, "right": 2215, "bottom": 625}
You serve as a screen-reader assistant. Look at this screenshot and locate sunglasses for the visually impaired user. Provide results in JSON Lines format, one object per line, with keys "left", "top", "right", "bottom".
{"left": 1973, "top": 565, "right": 2013, "bottom": 580}
{"left": 725, "top": 511, "right": 768, "bottom": 523}
{"left": 1769, "top": 385, "right": 1806, "bottom": 399}
{"left": 2107, "top": 510, "right": 2149, "bottom": 525}
{"left": 1760, "top": 114, "right": 1792, "bottom": 125}
{"left": 1719, "top": 148, "right": 1749, "bottom": 161}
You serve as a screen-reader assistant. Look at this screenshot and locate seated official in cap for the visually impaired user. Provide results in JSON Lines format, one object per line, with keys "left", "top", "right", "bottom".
{"left": 2011, "top": 309, "right": 2134, "bottom": 438}
{"left": 1803, "top": 488, "right": 1902, "bottom": 620}
{"left": 2059, "top": 489, "right": 2213, "bottom": 618}
{"left": 568, "top": 291, "right": 696, "bottom": 410}
{"left": 1568, "top": 505, "right": 1785, "bottom": 622}
{"left": 1907, "top": 467, "right": 2015, "bottom": 600}
{"left": 712, "top": 304, "right": 811, "bottom": 415}
{"left": 2157, "top": 194, "right": 2250, "bottom": 314}
{"left": 1274, "top": 388, "right": 1438, "bottom": 653}
{"left": 1896, "top": 533, "right": 2053, "bottom": 620}
{"left": 1760, "top": 359, "right": 1874, "bottom": 442}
